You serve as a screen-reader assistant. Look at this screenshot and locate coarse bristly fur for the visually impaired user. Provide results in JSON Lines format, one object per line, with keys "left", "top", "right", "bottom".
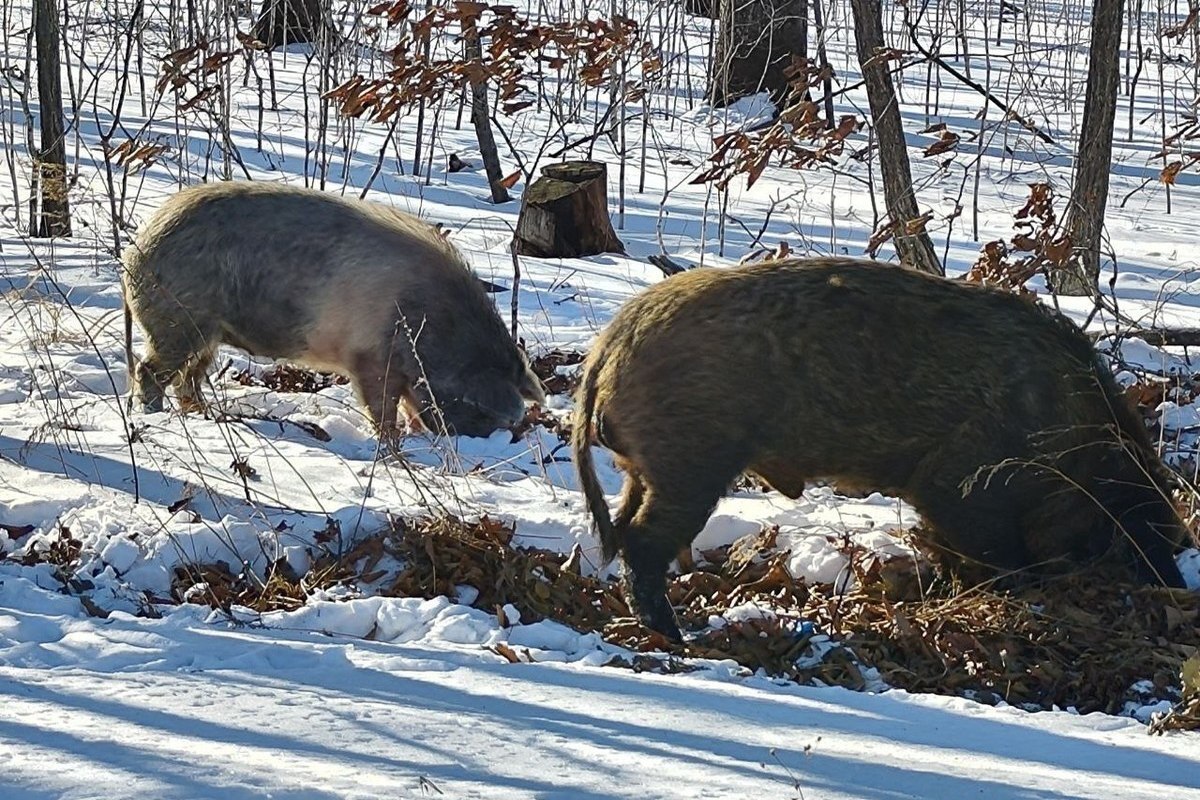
{"left": 572, "top": 256, "right": 1192, "bottom": 640}
{"left": 122, "top": 180, "right": 544, "bottom": 438}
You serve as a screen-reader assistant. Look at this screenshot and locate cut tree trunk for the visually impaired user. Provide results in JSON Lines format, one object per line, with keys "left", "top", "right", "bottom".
{"left": 252, "top": 0, "right": 325, "bottom": 50}
{"left": 849, "top": 0, "right": 941, "bottom": 274}
{"left": 33, "top": 0, "right": 70, "bottom": 238}
{"left": 514, "top": 161, "right": 625, "bottom": 258}
{"left": 1051, "top": 0, "right": 1125, "bottom": 296}
{"left": 710, "top": 0, "right": 806, "bottom": 107}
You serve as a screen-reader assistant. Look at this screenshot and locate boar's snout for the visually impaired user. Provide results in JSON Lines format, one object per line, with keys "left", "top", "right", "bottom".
{"left": 425, "top": 365, "right": 543, "bottom": 438}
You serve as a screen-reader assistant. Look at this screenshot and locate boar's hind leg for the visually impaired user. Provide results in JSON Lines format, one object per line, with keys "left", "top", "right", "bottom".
{"left": 619, "top": 482, "right": 724, "bottom": 641}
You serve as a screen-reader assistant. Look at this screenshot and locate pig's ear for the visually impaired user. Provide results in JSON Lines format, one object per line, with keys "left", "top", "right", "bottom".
{"left": 519, "top": 366, "right": 546, "bottom": 403}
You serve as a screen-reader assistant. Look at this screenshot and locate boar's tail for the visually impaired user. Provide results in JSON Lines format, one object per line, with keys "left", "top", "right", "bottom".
{"left": 572, "top": 358, "right": 619, "bottom": 565}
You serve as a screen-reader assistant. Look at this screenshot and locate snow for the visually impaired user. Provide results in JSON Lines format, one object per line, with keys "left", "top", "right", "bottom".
{"left": 1, "top": 0, "right": 1199, "bottom": 795}
{"left": 1, "top": 571, "right": 1198, "bottom": 799}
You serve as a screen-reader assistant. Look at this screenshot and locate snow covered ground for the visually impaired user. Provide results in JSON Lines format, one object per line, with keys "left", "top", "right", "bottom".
{"left": 2, "top": 0, "right": 1200, "bottom": 796}
{"left": 2, "top": 573, "right": 1200, "bottom": 800}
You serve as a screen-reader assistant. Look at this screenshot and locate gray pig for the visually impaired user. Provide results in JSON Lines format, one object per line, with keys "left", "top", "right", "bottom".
{"left": 122, "top": 181, "right": 543, "bottom": 438}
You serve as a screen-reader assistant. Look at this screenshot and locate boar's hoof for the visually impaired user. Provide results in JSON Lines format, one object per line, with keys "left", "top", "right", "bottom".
{"left": 1131, "top": 544, "right": 1187, "bottom": 589}
{"left": 621, "top": 566, "right": 683, "bottom": 642}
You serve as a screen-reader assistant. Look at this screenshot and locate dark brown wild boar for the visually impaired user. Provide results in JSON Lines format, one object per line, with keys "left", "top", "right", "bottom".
{"left": 572, "top": 257, "right": 1190, "bottom": 640}
{"left": 123, "top": 181, "right": 543, "bottom": 438}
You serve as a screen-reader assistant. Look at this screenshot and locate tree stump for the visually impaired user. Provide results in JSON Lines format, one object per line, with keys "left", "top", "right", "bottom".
{"left": 513, "top": 161, "right": 625, "bottom": 258}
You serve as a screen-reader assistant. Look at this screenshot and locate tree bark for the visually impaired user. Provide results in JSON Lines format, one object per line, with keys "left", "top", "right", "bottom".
{"left": 710, "top": 0, "right": 806, "bottom": 107}
{"left": 33, "top": 0, "right": 70, "bottom": 238}
{"left": 514, "top": 161, "right": 624, "bottom": 258}
{"left": 252, "top": 0, "right": 325, "bottom": 50}
{"left": 1051, "top": 0, "right": 1125, "bottom": 296}
{"left": 849, "top": 0, "right": 941, "bottom": 274}
{"left": 811, "top": 0, "right": 835, "bottom": 127}
{"left": 462, "top": 17, "right": 511, "bottom": 204}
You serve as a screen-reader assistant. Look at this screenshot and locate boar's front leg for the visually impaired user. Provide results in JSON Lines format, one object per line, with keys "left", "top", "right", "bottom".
{"left": 349, "top": 349, "right": 418, "bottom": 440}
{"left": 748, "top": 456, "right": 809, "bottom": 499}
{"left": 136, "top": 330, "right": 213, "bottom": 414}
{"left": 176, "top": 348, "right": 216, "bottom": 416}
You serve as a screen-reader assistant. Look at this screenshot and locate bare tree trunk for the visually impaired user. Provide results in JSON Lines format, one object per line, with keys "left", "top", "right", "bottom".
{"left": 1051, "top": 0, "right": 1125, "bottom": 296}
{"left": 849, "top": 0, "right": 940, "bottom": 274}
{"left": 811, "top": 0, "right": 835, "bottom": 126}
{"left": 710, "top": 0, "right": 806, "bottom": 107}
{"left": 33, "top": 0, "right": 70, "bottom": 238}
{"left": 252, "top": 0, "right": 325, "bottom": 50}
{"left": 463, "top": 18, "right": 510, "bottom": 204}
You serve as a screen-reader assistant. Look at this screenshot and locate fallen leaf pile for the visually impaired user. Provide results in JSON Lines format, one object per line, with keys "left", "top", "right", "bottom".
{"left": 231, "top": 363, "right": 349, "bottom": 394}
{"left": 168, "top": 514, "right": 1199, "bottom": 728}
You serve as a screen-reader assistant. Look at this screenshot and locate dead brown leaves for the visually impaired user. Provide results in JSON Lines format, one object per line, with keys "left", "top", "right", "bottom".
{"left": 861, "top": 46, "right": 909, "bottom": 71}
{"left": 1152, "top": 115, "right": 1200, "bottom": 185}
{"left": 156, "top": 38, "right": 241, "bottom": 114}
{"left": 864, "top": 210, "right": 936, "bottom": 258}
{"left": 387, "top": 516, "right": 630, "bottom": 634}
{"left": 528, "top": 349, "right": 584, "bottom": 396}
{"left": 1149, "top": 654, "right": 1200, "bottom": 734}
{"left": 691, "top": 59, "right": 859, "bottom": 191}
{"left": 85, "top": 338, "right": 1199, "bottom": 726}
{"left": 171, "top": 531, "right": 390, "bottom": 613}
{"left": 1163, "top": 8, "right": 1200, "bottom": 43}
{"left": 231, "top": 363, "right": 349, "bottom": 395}
{"left": 966, "top": 182, "right": 1071, "bottom": 295}
{"left": 922, "top": 126, "right": 960, "bottom": 158}
{"left": 506, "top": 349, "right": 584, "bottom": 441}
{"left": 17, "top": 523, "right": 82, "bottom": 572}
{"left": 328, "top": 4, "right": 654, "bottom": 126}
{"left": 108, "top": 138, "right": 171, "bottom": 173}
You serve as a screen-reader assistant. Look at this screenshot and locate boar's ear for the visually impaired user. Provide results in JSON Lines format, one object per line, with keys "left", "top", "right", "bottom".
{"left": 478, "top": 278, "right": 508, "bottom": 293}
